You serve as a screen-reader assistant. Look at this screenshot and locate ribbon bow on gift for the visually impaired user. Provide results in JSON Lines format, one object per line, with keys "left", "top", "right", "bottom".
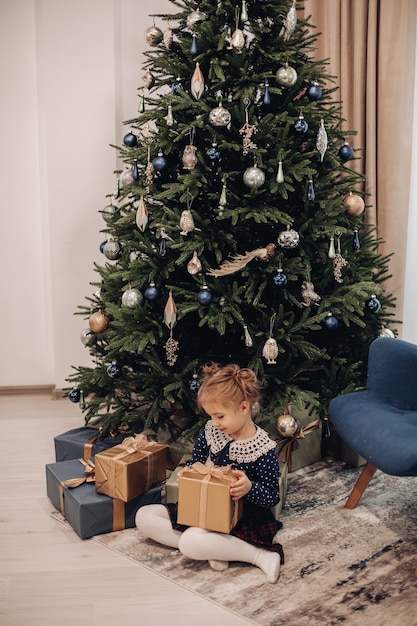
{"left": 59, "top": 458, "right": 96, "bottom": 516}
{"left": 276, "top": 419, "right": 320, "bottom": 472}
{"left": 185, "top": 459, "right": 237, "bottom": 483}
{"left": 118, "top": 433, "right": 150, "bottom": 454}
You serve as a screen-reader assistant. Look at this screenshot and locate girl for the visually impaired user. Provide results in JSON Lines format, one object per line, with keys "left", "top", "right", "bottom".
{"left": 136, "top": 363, "right": 284, "bottom": 584}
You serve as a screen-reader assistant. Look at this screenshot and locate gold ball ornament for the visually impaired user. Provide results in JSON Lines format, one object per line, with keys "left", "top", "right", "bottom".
{"left": 343, "top": 192, "right": 365, "bottom": 216}
{"left": 276, "top": 412, "right": 301, "bottom": 437}
{"left": 145, "top": 25, "right": 163, "bottom": 46}
{"left": 276, "top": 64, "right": 298, "bottom": 87}
{"left": 88, "top": 311, "right": 109, "bottom": 333}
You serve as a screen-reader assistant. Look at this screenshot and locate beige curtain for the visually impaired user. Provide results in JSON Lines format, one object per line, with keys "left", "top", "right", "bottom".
{"left": 302, "top": 0, "right": 417, "bottom": 331}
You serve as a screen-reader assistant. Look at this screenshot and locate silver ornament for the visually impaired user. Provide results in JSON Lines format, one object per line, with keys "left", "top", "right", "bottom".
{"left": 316, "top": 119, "right": 328, "bottom": 162}
{"left": 119, "top": 168, "right": 134, "bottom": 187}
{"left": 187, "top": 10, "right": 207, "bottom": 28}
{"left": 276, "top": 64, "right": 298, "bottom": 86}
{"left": 101, "top": 204, "right": 116, "bottom": 223}
{"left": 243, "top": 165, "right": 265, "bottom": 188}
{"left": 122, "top": 288, "right": 143, "bottom": 308}
{"left": 103, "top": 239, "right": 121, "bottom": 260}
{"left": 379, "top": 328, "right": 395, "bottom": 338}
{"left": 145, "top": 25, "right": 163, "bottom": 46}
{"left": 276, "top": 413, "right": 300, "bottom": 437}
{"left": 209, "top": 103, "right": 231, "bottom": 127}
{"left": 80, "top": 328, "right": 96, "bottom": 346}
{"left": 277, "top": 225, "right": 300, "bottom": 249}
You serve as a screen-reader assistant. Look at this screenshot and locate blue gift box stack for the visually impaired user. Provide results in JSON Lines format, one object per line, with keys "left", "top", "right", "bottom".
{"left": 46, "top": 427, "right": 163, "bottom": 539}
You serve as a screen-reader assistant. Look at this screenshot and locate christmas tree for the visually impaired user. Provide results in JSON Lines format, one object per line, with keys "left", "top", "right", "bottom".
{"left": 66, "top": 0, "right": 396, "bottom": 441}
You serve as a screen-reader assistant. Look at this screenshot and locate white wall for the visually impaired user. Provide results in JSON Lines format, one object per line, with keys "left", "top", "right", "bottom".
{"left": 0, "top": 0, "right": 416, "bottom": 391}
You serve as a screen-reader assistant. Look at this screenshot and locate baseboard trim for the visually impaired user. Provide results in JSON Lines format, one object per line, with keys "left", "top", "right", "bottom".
{"left": 0, "top": 385, "right": 65, "bottom": 398}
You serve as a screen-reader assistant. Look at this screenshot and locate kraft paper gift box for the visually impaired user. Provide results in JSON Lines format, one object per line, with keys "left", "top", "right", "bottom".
{"left": 271, "top": 408, "right": 322, "bottom": 473}
{"left": 94, "top": 434, "right": 168, "bottom": 502}
{"left": 177, "top": 461, "right": 243, "bottom": 533}
{"left": 54, "top": 426, "right": 124, "bottom": 462}
{"left": 45, "top": 458, "right": 161, "bottom": 539}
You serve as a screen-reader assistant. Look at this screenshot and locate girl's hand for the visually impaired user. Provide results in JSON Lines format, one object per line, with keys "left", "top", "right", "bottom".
{"left": 229, "top": 469, "right": 252, "bottom": 501}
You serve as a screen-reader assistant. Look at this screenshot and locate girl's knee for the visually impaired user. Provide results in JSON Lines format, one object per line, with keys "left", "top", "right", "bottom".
{"left": 135, "top": 503, "right": 166, "bottom": 532}
{"left": 178, "top": 527, "right": 210, "bottom": 558}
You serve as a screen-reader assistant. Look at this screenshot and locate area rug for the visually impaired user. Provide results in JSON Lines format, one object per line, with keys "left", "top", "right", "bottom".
{"left": 56, "top": 459, "right": 417, "bottom": 625}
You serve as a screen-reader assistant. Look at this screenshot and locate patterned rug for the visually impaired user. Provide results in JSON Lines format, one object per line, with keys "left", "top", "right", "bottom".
{"left": 73, "top": 459, "right": 417, "bottom": 625}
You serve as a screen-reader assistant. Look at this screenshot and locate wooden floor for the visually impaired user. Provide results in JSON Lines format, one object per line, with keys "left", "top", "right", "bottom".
{"left": 0, "top": 394, "right": 253, "bottom": 626}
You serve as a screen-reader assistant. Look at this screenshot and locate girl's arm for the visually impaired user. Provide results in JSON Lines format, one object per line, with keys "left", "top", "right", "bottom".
{"left": 185, "top": 427, "right": 210, "bottom": 465}
{"left": 243, "top": 449, "right": 280, "bottom": 508}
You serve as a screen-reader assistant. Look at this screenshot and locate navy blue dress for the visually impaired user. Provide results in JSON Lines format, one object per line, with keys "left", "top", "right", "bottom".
{"left": 167, "top": 420, "right": 284, "bottom": 563}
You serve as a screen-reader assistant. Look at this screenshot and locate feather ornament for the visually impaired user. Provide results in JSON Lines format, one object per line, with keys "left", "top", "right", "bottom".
{"left": 208, "top": 243, "right": 275, "bottom": 277}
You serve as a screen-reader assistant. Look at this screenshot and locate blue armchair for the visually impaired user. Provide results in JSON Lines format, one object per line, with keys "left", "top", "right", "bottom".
{"left": 328, "top": 336, "right": 417, "bottom": 576}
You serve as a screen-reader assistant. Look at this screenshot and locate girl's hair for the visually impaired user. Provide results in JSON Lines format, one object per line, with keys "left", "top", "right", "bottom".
{"left": 196, "top": 362, "right": 262, "bottom": 411}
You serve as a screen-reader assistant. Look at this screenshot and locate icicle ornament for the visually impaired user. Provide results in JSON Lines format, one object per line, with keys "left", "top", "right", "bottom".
{"left": 164, "top": 291, "right": 179, "bottom": 367}
{"left": 191, "top": 62, "right": 205, "bottom": 100}
{"left": 316, "top": 119, "right": 328, "bottom": 161}
{"left": 243, "top": 324, "right": 253, "bottom": 348}
{"left": 281, "top": 0, "right": 297, "bottom": 40}
{"left": 136, "top": 196, "right": 149, "bottom": 232}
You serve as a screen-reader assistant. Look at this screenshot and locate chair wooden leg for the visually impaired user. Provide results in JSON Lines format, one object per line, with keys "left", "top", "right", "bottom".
{"left": 344, "top": 462, "right": 377, "bottom": 509}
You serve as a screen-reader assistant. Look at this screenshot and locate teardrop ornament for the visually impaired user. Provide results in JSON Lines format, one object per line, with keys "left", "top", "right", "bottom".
{"left": 136, "top": 196, "right": 149, "bottom": 232}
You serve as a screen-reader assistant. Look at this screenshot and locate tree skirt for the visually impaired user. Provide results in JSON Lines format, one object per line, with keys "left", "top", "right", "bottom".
{"left": 57, "top": 459, "right": 417, "bottom": 625}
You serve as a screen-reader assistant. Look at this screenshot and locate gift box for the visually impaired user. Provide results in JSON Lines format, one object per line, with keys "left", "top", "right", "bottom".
{"left": 46, "top": 458, "right": 161, "bottom": 539}
{"left": 94, "top": 434, "right": 168, "bottom": 502}
{"left": 270, "top": 406, "right": 322, "bottom": 473}
{"left": 54, "top": 426, "right": 124, "bottom": 462}
{"left": 177, "top": 461, "right": 243, "bottom": 533}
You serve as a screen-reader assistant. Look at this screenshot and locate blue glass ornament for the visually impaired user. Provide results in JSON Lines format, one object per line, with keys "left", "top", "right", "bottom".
{"left": 189, "top": 374, "right": 201, "bottom": 392}
{"left": 322, "top": 313, "right": 339, "bottom": 331}
{"left": 107, "top": 363, "right": 121, "bottom": 379}
{"left": 99, "top": 240, "right": 107, "bottom": 254}
{"left": 132, "top": 159, "right": 139, "bottom": 181}
{"left": 123, "top": 132, "right": 137, "bottom": 147}
{"left": 273, "top": 269, "right": 288, "bottom": 287}
{"left": 353, "top": 228, "right": 361, "bottom": 251}
{"left": 190, "top": 34, "right": 198, "bottom": 56}
{"left": 339, "top": 142, "right": 354, "bottom": 161}
{"left": 294, "top": 113, "right": 308, "bottom": 134}
{"left": 144, "top": 283, "right": 160, "bottom": 301}
{"left": 197, "top": 286, "right": 213, "bottom": 306}
{"left": 307, "top": 178, "right": 315, "bottom": 201}
{"left": 307, "top": 82, "right": 322, "bottom": 101}
{"left": 152, "top": 152, "right": 168, "bottom": 171}
{"left": 263, "top": 82, "right": 271, "bottom": 106}
{"left": 206, "top": 142, "right": 221, "bottom": 162}
{"left": 366, "top": 295, "right": 381, "bottom": 313}
{"left": 159, "top": 237, "right": 167, "bottom": 256}
{"left": 171, "top": 78, "right": 184, "bottom": 94}
{"left": 68, "top": 388, "right": 81, "bottom": 403}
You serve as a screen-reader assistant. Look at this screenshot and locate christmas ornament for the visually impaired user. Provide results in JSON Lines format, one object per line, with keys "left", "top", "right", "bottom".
{"left": 243, "top": 324, "right": 253, "bottom": 348}
{"left": 307, "top": 177, "right": 315, "bottom": 201}
{"left": 239, "top": 99, "right": 258, "bottom": 155}
{"left": 123, "top": 131, "right": 137, "bottom": 147}
{"left": 206, "top": 142, "right": 221, "bottom": 162}
{"left": 243, "top": 162, "right": 265, "bottom": 188}
{"left": 328, "top": 235, "right": 336, "bottom": 259}
{"left": 107, "top": 363, "right": 121, "bottom": 379}
{"left": 273, "top": 268, "right": 288, "bottom": 287}
{"left": 343, "top": 192, "right": 365, "bottom": 216}
{"left": 89, "top": 311, "right": 109, "bottom": 333}
{"left": 316, "top": 119, "right": 328, "bottom": 161}
{"left": 209, "top": 101, "right": 232, "bottom": 127}
{"left": 294, "top": 111, "right": 308, "bottom": 134}
{"left": 152, "top": 151, "right": 168, "bottom": 172}
{"left": 138, "top": 89, "right": 145, "bottom": 113}
{"left": 122, "top": 288, "right": 143, "bottom": 308}
{"left": 190, "top": 34, "right": 198, "bottom": 56}
{"left": 333, "top": 230, "right": 347, "bottom": 283}
{"left": 281, "top": 0, "right": 297, "bottom": 40}
{"left": 189, "top": 373, "right": 201, "bottom": 392}
{"left": 339, "top": 141, "right": 354, "bottom": 161}
{"left": 262, "top": 82, "right": 271, "bottom": 107}
{"left": 262, "top": 314, "right": 279, "bottom": 365}
{"left": 276, "top": 409, "right": 300, "bottom": 438}
{"left": 277, "top": 225, "right": 300, "bottom": 248}
{"left": 191, "top": 62, "right": 204, "bottom": 100}
{"left": 142, "top": 68, "right": 155, "bottom": 90}
{"left": 208, "top": 243, "right": 275, "bottom": 277}
{"left": 275, "top": 63, "right": 297, "bottom": 87}
{"left": 119, "top": 168, "right": 134, "bottom": 187}
{"left": 241, "top": 0, "right": 249, "bottom": 23}
{"left": 171, "top": 77, "right": 184, "bottom": 94}
{"left": 218, "top": 178, "right": 227, "bottom": 214}
{"left": 229, "top": 7, "right": 245, "bottom": 53}
{"left": 132, "top": 159, "right": 140, "bottom": 181}
{"left": 166, "top": 103, "right": 175, "bottom": 126}
{"left": 159, "top": 227, "right": 173, "bottom": 256}
{"left": 307, "top": 81, "right": 322, "bottom": 101}
{"left": 68, "top": 388, "right": 81, "bottom": 403}
{"left": 164, "top": 291, "right": 179, "bottom": 367}
{"left": 179, "top": 195, "right": 197, "bottom": 235}
{"left": 145, "top": 24, "right": 163, "bottom": 46}
{"left": 187, "top": 9, "right": 207, "bottom": 28}
{"left": 103, "top": 239, "right": 121, "bottom": 260}
{"left": 187, "top": 251, "right": 202, "bottom": 274}
{"left": 322, "top": 312, "right": 339, "bottom": 331}
{"left": 182, "top": 144, "right": 198, "bottom": 169}
{"left": 163, "top": 24, "right": 174, "bottom": 49}
{"left": 366, "top": 294, "right": 381, "bottom": 313}
{"left": 301, "top": 280, "right": 321, "bottom": 306}
{"left": 145, "top": 146, "right": 155, "bottom": 184}
{"left": 99, "top": 240, "right": 107, "bottom": 253}
{"left": 197, "top": 285, "right": 213, "bottom": 306}
{"left": 276, "top": 160, "right": 284, "bottom": 183}
{"left": 353, "top": 228, "right": 361, "bottom": 251}
{"left": 144, "top": 283, "right": 160, "bottom": 301}
{"left": 136, "top": 196, "right": 149, "bottom": 232}
{"left": 379, "top": 328, "right": 395, "bottom": 338}
{"left": 80, "top": 328, "right": 96, "bottom": 346}
{"left": 101, "top": 204, "right": 116, "bottom": 223}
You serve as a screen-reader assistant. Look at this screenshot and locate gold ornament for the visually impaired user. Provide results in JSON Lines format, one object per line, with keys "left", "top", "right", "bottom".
{"left": 230, "top": 28, "right": 245, "bottom": 53}
{"left": 276, "top": 63, "right": 298, "bottom": 86}
{"left": 332, "top": 230, "right": 347, "bottom": 283}
{"left": 301, "top": 280, "right": 321, "bottom": 306}
{"left": 343, "top": 192, "right": 365, "bottom": 216}
{"left": 276, "top": 406, "right": 300, "bottom": 437}
{"left": 145, "top": 25, "right": 163, "bottom": 46}
{"left": 142, "top": 69, "right": 155, "bottom": 90}
{"left": 191, "top": 62, "right": 205, "bottom": 100}
{"left": 208, "top": 243, "right": 275, "bottom": 277}
{"left": 164, "top": 292, "right": 179, "bottom": 367}
{"left": 239, "top": 99, "right": 258, "bottom": 155}
{"left": 88, "top": 311, "right": 109, "bottom": 333}
{"left": 135, "top": 196, "right": 148, "bottom": 232}
{"left": 163, "top": 25, "right": 173, "bottom": 49}
{"left": 179, "top": 209, "right": 196, "bottom": 235}
{"left": 182, "top": 144, "right": 198, "bottom": 169}
{"left": 187, "top": 251, "right": 202, "bottom": 275}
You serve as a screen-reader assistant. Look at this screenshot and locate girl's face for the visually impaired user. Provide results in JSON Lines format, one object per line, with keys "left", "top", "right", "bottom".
{"left": 201, "top": 398, "right": 252, "bottom": 440}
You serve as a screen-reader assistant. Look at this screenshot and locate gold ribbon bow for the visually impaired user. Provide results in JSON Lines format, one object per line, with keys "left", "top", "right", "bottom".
{"left": 59, "top": 458, "right": 96, "bottom": 515}
{"left": 276, "top": 419, "right": 320, "bottom": 472}
{"left": 117, "top": 433, "right": 150, "bottom": 454}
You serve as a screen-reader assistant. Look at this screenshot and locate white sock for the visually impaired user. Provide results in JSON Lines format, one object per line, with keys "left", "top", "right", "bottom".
{"left": 135, "top": 504, "right": 182, "bottom": 549}
{"left": 208, "top": 559, "right": 229, "bottom": 572}
{"left": 179, "top": 527, "right": 281, "bottom": 583}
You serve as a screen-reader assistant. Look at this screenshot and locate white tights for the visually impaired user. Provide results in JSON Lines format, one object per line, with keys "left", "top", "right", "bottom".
{"left": 135, "top": 504, "right": 281, "bottom": 584}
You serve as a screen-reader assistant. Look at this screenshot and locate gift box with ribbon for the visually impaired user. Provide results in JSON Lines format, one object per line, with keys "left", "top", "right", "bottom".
{"left": 54, "top": 426, "right": 124, "bottom": 462}
{"left": 45, "top": 458, "right": 161, "bottom": 539}
{"left": 177, "top": 460, "right": 243, "bottom": 533}
{"left": 94, "top": 434, "right": 168, "bottom": 502}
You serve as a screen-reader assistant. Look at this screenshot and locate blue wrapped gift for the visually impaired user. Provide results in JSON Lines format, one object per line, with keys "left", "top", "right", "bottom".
{"left": 46, "top": 458, "right": 162, "bottom": 539}
{"left": 54, "top": 427, "right": 124, "bottom": 462}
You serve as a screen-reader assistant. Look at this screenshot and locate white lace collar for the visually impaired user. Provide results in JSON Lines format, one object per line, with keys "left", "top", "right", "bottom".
{"left": 205, "top": 420, "right": 276, "bottom": 464}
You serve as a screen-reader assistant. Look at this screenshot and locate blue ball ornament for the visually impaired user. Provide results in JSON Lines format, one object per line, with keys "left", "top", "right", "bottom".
{"left": 171, "top": 78, "right": 184, "bottom": 94}
{"left": 366, "top": 295, "right": 381, "bottom": 313}
{"left": 197, "top": 286, "right": 213, "bottom": 306}
{"left": 339, "top": 143, "right": 354, "bottom": 161}
{"left": 99, "top": 240, "right": 107, "bottom": 253}
{"left": 144, "top": 283, "right": 160, "bottom": 301}
{"left": 206, "top": 143, "right": 221, "bottom": 162}
{"left": 152, "top": 153, "right": 168, "bottom": 172}
{"left": 307, "top": 82, "right": 322, "bottom": 101}
{"left": 189, "top": 375, "right": 201, "bottom": 392}
{"left": 294, "top": 116, "right": 308, "bottom": 134}
{"left": 68, "top": 388, "right": 81, "bottom": 403}
{"left": 107, "top": 363, "right": 121, "bottom": 379}
{"left": 123, "top": 132, "right": 137, "bottom": 147}
{"left": 273, "top": 269, "right": 288, "bottom": 287}
{"left": 322, "top": 313, "right": 339, "bottom": 331}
